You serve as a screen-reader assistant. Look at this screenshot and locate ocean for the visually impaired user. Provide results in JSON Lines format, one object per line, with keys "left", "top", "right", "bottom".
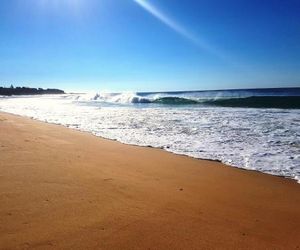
{"left": 1, "top": 87, "right": 300, "bottom": 182}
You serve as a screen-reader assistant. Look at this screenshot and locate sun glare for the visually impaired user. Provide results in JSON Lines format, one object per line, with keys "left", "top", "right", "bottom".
{"left": 37, "top": 0, "right": 85, "bottom": 14}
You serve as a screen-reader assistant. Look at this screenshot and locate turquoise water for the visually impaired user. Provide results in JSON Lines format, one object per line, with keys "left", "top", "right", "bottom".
{"left": 0, "top": 88, "right": 300, "bottom": 182}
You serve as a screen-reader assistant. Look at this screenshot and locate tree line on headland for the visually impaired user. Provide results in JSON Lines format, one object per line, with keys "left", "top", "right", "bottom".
{"left": 0, "top": 85, "right": 65, "bottom": 96}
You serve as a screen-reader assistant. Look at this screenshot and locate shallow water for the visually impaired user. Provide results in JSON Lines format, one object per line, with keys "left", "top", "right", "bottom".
{"left": 0, "top": 92, "right": 299, "bottom": 182}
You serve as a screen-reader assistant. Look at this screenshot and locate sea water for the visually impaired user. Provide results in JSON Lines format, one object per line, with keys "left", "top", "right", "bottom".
{"left": 0, "top": 88, "right": 299, "bottom": 182}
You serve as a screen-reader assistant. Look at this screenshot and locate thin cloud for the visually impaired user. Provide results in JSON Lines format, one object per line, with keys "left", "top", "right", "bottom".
{"left": 133, "top": 0, "right": 231, "bottom": 62}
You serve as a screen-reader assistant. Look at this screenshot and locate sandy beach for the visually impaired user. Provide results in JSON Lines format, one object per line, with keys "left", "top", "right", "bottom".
{"left": 0, "top": 112, "right": 300, "bottom": 250}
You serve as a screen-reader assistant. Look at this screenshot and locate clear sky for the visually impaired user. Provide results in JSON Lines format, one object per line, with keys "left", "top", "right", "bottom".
{"left": 0, "top": 0, "right": 299, "bottom": 92}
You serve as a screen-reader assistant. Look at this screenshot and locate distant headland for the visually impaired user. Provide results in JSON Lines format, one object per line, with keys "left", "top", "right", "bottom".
{"left": 0, "top": 86, "right": 65, "bottom": 96}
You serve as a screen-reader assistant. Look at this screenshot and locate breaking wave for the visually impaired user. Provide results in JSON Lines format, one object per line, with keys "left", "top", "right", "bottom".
{"left": 1, "top": 89, "right": 300, "bottom": 183}
{"left": 71, "top": 88, "right": 300, "bottom": 109}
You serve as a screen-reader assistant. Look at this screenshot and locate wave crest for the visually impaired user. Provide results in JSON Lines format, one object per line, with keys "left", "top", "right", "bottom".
{"left": 71, "top": 91, "right": 300, "bottom": 109}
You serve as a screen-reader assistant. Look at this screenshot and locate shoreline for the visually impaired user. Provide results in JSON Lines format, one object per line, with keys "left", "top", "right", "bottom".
{"left": 1, "top": 111, "right": 300, "bottom": 249}
{"left": 1, "top": 110, "right": 298, "bottom": 184}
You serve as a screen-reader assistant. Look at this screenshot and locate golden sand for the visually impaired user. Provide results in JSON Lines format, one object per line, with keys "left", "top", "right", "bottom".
{"left": 1, "top": 112, "right": 300, "bottom": 249}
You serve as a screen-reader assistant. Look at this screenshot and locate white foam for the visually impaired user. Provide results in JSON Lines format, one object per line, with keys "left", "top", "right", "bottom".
{"left": 0, "top": 94, "right": 299, "bottom": 183}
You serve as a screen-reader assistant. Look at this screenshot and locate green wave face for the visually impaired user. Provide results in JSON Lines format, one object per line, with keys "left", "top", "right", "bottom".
{"left": 152, "top": 97, "right": 199, "bottom": 105}
{"left": 151, "top": 96, "right": 300, "bottom": 109}
{"left": 204, "top": 96, "right": 300, "bottom": 109}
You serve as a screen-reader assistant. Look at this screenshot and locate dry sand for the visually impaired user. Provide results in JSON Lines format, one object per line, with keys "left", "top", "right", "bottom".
{"left": 0, "top": 112, "right": 300, "bottom": 250}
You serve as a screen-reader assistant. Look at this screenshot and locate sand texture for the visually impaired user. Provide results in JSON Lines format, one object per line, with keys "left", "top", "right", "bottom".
{"left": 0, "top": 112, "right": 300, "bottom": 250}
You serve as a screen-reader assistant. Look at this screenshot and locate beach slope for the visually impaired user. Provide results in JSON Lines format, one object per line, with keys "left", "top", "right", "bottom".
{"left": 0, "top": 112, "right": 300, "bottom": 249}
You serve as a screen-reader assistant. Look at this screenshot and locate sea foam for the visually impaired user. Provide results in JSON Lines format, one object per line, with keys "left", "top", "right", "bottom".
{"left": 0, "top": 92, "right": 299, "bottom": 183}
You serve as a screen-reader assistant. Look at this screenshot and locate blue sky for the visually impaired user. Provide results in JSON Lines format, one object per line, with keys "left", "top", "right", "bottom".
{"left": 0, "top": 0, "right": 299, "bottom": 92}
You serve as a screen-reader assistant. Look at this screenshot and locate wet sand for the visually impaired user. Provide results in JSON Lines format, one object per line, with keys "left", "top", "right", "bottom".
{"left": 0, "top": 112, "right": 300, "bottom": 250}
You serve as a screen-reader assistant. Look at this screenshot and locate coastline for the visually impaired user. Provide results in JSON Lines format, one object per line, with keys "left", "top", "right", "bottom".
{"left": 2, "top": 109, "right": 299, "bottom": 184}
{"left": 1, "top": 94, "right": 299, "bottom": 182}
{"left": 1, "top": 111, "right": 300, "bottom": 249}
